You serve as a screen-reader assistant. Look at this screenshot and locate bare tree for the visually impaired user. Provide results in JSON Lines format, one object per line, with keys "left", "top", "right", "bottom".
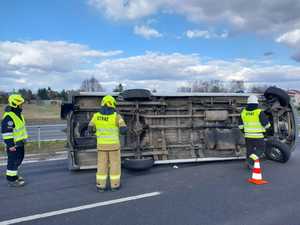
{"left": 113, "top": 83, "right": 124, "bottom": 92}
{"left": 228, "top": 80, "right": 245, "bottom": 93}
{"left": 250, "top": 84, "right": 269, "bottom": 93}
{"left": 178, "top": 80, "right": 227, "bottom": 93}
{"left": 0, "top": 91, "right": 8, "bottom": 104}
{"left": 18, "top": 88, "right": 34, "bottom": 103}
{"left": 192, "top": 80, "right": 209, "bottom": 92}
{"left": 209, "top": 80, "right": 226, "bottom": 92}
{"left": 80, "top": 77, "right": 104, "bottom": 92}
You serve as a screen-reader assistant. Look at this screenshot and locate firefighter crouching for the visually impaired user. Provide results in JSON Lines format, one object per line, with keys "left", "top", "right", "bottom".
{"left": 89, "top": 95, "right": 127, "bottom": 191}
{"left": 1, "top": 94, "right": 28, "bottom": 187}
{"left": 239, "top": 95, "right": 271, "bottom": 168}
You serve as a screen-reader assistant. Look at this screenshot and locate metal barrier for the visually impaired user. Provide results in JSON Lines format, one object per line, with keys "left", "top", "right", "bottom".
{"left": 0, "top": 124, "right": 67, "bottom": 148}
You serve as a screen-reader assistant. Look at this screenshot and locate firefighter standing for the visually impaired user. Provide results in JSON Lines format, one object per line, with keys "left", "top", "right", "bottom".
{"left": 89, "top": 95, "right": 127, "bottom": 191}
{"left": 239, "top": 95, "right": 271, "bottom": 167}
{"left": 1, "top": 94, "right": 28, "bottom": 187}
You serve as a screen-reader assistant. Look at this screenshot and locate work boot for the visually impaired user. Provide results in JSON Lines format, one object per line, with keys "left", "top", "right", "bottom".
{"left": 97, "top": 187, "right": 106, "bottom": 192}
{"left": 111, "top": 185, "right": 121, "bottom": 192}
{"left": 96, "top": 185, "right": 106, "bottom": 192}
{"left": 8, "top": 179, "right": 25, "bottom": 188}
{"left": 17, "top": 176, "right": 25, "bottom": 182}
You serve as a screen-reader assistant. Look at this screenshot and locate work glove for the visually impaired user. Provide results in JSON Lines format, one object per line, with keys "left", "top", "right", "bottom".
{"left": 88, "top": 125, "right": 95, "bottom": 134}
{"left": 8, "top": 147, "right": 17, "bottom": 152}
{"left": 249, "top": 154, "right": 259, "bottom": 161}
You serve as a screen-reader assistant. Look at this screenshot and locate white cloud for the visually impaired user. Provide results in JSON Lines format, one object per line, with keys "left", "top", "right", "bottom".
{"left": 0, "top": 40, "right": 123, "bottom": 72}
{"left": 89, "top": 52, "right": 300, "bottom": 91}
{"left": 276, "top": 29, "right": 300, "bottom": 62}
{"left": 88, "top": 0, "right": 300, "bottom": 34}
{"left": 276, "top": 29, "right": 300, "bottom": 48}
{"left": 0, "top": 40, "right": 123, "bottom": 91}
{"left": 185, "top": 29, "right": 228, "bottom": 39}
{"left": 134, "top": 25, "right": 162, "bottom": 39}
{"left": 186, "top": 30, "right": 210, "bottom": 39}
{"left": 15, "top": 78, "right": 27, "bottom": 84}
{"left": 88, "top": 0, "right": 164, "bottom": 20}
{"left": 2, "top": 40, "right": 300, "bottom": 91}
{"left": 276, "top": 29, "right": 300, "bottom": 47}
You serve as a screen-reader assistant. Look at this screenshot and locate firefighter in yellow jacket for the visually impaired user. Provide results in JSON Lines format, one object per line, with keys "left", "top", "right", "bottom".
{"left": 239, "top": 95, "right": 271, "bottom": 168}
{"left": 89, "top": 95, "right": 127, "bottom": 191}
{"left": 1, "top": 94, "right": 28, "bottom": 187}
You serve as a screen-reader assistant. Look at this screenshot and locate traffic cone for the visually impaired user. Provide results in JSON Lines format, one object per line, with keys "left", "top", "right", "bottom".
{"left": 248, "top": 154, "right": 268, "bottom": 185}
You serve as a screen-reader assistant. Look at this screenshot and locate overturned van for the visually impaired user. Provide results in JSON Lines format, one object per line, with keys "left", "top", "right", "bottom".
{"left": 61, "top": 87, "right": 298, "bottom": 170}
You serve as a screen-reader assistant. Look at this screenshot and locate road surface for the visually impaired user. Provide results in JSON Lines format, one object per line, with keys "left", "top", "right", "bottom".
{"left": 0, "top": 140, "right": 300, "bottom": 225}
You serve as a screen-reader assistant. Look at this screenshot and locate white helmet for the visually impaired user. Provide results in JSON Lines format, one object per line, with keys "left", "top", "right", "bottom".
{"left": 247, "top": 95, "right": 259, "bottom": 104}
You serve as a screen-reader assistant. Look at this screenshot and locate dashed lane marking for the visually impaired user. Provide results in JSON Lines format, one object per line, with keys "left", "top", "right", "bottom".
{"left": 0, "top": 192, "right": 162, "bottom": 225}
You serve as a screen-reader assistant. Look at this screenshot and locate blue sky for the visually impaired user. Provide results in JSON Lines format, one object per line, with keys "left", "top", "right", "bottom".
{"left": 1, "top": 0, "right": 300, "bottom": 92}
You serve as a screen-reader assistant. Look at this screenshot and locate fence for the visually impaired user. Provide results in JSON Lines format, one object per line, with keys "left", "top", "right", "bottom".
{"left": 0, "top": 124, "right": 67, "bottom": 148}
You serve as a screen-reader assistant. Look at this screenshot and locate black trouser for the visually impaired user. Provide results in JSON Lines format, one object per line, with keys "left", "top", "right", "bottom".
{"left": 6, "top": 145, "right": 25, "bottom": 181}
{"left": 245, "top": 138, "right": 265, "bottom": 162}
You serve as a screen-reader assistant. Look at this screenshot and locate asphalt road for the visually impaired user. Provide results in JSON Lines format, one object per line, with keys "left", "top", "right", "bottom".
{"left": 1, "top": 140, "right": 300, "bottom": 225}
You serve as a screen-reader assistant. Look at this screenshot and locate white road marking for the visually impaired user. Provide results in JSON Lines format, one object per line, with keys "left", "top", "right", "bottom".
{"left": 0, "top": 192, "right": 161, "bottom": 225}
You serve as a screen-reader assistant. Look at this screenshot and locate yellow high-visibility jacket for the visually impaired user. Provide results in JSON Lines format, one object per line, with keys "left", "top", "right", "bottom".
{"left": 2, "top": 111, "right": 28, "bottom": 142}
{"left": 240, "top": 109, "right": 267, "bottom": 139}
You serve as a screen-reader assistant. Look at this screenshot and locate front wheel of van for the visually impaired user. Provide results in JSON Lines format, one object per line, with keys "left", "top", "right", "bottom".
{"left": 265, "top": 138, "right": 291, "bottom": 163}
{"left": 264, "top": 87, "right": 290, "bottom": 107}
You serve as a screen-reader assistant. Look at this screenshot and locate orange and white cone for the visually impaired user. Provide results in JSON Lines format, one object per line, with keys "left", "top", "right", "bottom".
{"left": 248, "top": 154, "right": 268, "bottom": 185}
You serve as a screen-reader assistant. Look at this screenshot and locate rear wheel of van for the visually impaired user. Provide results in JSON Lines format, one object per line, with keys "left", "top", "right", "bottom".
{"left": 122, "top": 157, "right": 154, "bottom": 171}
{"left": 121, "top": 89, "right": 152, "bottom": 101}
{"left": 265, "top": 138, "right": 291, "bottom": 163}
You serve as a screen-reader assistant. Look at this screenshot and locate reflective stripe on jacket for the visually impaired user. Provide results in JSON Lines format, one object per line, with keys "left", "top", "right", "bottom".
{"left": 2, "top": 112, "right": 28, "bottom": 142}
{"left": 93, "top": 112, "right": 120, "bottom": 145}
{"left": 241, "top": 109, "right": 265, "bottom": 139}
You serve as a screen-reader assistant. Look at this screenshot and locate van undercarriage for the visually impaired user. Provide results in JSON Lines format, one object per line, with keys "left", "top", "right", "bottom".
{"left": 61, "top": 87, "right": 298, "bottom": 170}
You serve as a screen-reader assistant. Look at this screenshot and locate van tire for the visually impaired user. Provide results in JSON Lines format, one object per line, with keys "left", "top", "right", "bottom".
{"left": 122, "top": 158, "right": 154, "bottom": 170}
{"left": 264, "top": 87, "right": 290, "bottom": 107}
{"left": 121, "top": 89, "right": 152, "bottom": 101}
{"left": 265, "top": 138, "right": 291, "bottom": 163}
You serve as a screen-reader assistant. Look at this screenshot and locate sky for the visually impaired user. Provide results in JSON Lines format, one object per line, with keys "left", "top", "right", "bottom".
{"left": 1, "top": 0, "right": 300, "bottom": 92}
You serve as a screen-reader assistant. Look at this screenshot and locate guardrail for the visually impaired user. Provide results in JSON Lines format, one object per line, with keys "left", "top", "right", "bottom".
{"left": 0, "top": 124, "right": 67, "bottom": 148}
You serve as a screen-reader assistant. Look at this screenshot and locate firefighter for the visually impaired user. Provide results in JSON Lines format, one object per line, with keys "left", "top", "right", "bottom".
{"left": 1, "top": 94, "right": 28, "bottom": 187}
{"left": 239, "top": 95, "right": 271, "bottom": 168}
{"left": 89, "top": 95, "right": 127, "bottom": 191}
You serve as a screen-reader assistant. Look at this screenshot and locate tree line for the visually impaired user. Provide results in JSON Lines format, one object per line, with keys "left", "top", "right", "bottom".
{"left": 0, "top": 77, "right": 269, "bottom": 104}
{"left": 177, "top": 80, "right": 269, "bottom": 93}
{"left": 0, "top": 88, "right": 70, "bottom": 104}
{"left": 0, "top": 77, "right": 125, "bottom": 104}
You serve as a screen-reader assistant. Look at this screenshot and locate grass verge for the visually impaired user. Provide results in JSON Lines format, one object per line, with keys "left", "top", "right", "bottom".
{"left": 0, "top": 140, "right": 66, "bottom": 157}
{"left": 0, "top": 104, "right": 63, "bottom": 124}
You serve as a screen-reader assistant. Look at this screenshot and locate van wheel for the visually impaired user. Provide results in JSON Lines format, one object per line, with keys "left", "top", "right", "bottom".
{"left": 264, "top": 87, "right": 290, "bottom": 107}
{"left": 122, "top": 158, "right": 154, "bottom": 170}
{"left": 121, "top": 89, "right": 152, "bottom": 101}
{"left": 265, "top": 138, "right": 291, "bottom": 163}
